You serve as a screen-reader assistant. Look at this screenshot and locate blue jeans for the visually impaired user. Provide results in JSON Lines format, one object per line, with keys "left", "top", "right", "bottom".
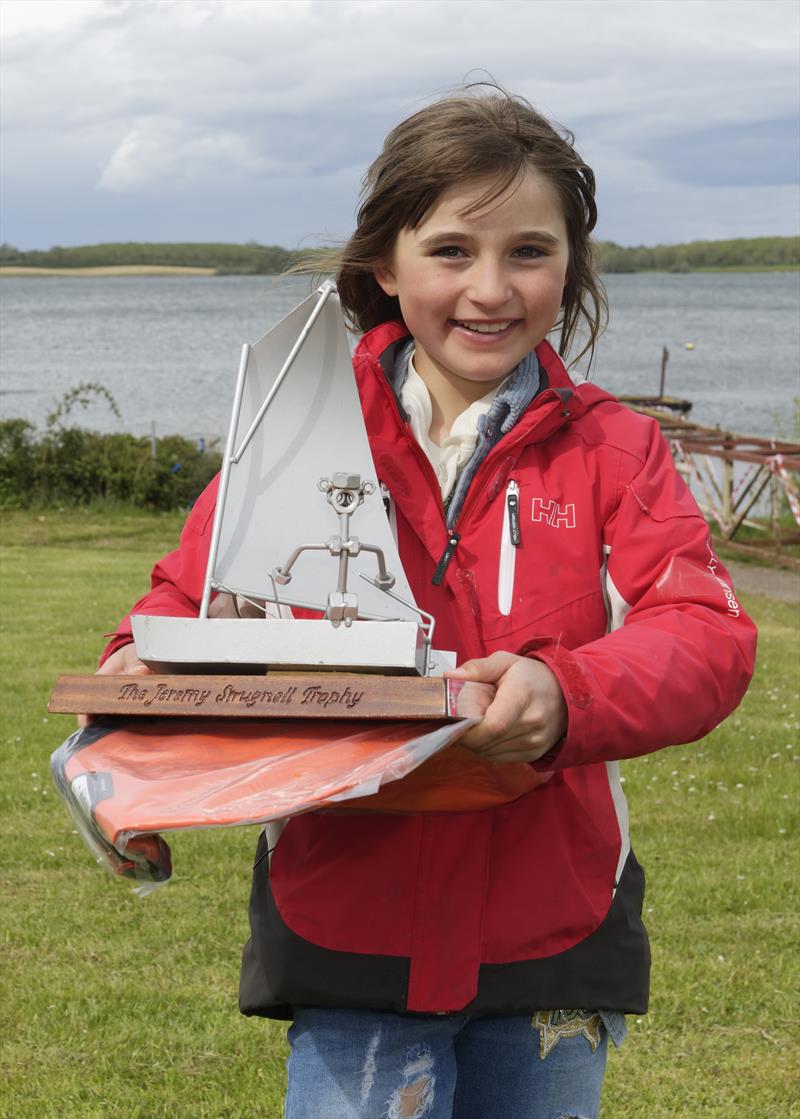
{"left": 285, "top": 1007, "right": 609, "bottom": 1119}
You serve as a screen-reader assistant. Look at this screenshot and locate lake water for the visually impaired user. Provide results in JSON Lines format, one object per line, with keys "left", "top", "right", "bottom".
{"left": 1, "top": 272, "right": 798, "bottom": 441}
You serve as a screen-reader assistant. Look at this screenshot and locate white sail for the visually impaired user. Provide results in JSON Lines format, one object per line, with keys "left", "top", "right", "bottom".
{"left": 209, "top": 283, "right": 419, "bottom": 621}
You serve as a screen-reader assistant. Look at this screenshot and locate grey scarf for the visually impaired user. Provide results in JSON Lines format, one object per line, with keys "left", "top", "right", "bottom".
{"left": 390, "top": 340, "right": 542, "bottom": 526}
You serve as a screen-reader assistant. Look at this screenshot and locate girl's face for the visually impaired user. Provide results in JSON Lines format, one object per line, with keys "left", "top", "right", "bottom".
{"left": 373, "top": 168, "right": 569, "bottom": 394}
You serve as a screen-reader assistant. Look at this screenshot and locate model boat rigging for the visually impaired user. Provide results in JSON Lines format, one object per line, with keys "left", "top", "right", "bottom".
{"left": 131, "top": 280, "right": 454, "bottom": 676}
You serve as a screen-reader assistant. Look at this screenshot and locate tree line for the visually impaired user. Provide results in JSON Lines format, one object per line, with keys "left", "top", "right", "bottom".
{"left": 0, "top": 241, "right": 315, "bottom": 274}
{"left": 1, "top": 236, "right": 797, "bottom": 273}
{"left": 594, "top": 236, "right": 798, "bottom": 272}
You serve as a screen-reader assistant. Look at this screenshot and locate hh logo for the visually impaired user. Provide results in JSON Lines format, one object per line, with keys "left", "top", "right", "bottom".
{"left": 531, "top": 497, "right": 576, "bottom": 529}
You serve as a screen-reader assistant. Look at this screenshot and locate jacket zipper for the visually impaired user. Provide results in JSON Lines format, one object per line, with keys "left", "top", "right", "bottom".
{"left": 434, "top": 394, "right": 569, "bottom": 543}
{"left": 367, "top": 352, "right": 569, "bottom": 588}
{"left": 431, "top": 415, "right": 503, "bottom": 587}
{"left": 432, "top": 531, "right": 461, "bottom": 586}
{"left": 498, "top": 480, "right": 520, "bottom": 615}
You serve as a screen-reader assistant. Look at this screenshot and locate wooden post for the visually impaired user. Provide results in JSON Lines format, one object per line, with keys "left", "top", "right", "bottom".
{"left": 770, "top": 473, "right": 780, "bottom": 554}
{"left": 722, "top": 445, "right": 734, "bottom": 537}
{"left": 659, "top": 346, "right": 669, "bottom": 399}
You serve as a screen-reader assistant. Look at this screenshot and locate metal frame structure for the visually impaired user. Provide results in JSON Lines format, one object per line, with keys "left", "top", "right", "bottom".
{"left": 628, "top": 405, "right": 800, "bottom": 567}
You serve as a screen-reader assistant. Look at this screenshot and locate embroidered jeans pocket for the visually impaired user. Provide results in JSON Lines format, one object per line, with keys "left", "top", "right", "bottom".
{"left": 532, "top": 1010, "right": 604, "bottom": 1058}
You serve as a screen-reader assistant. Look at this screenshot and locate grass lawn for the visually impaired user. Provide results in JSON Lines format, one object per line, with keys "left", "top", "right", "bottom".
{"left": 1, "top": 508, "right": 797, "bottom": 1119}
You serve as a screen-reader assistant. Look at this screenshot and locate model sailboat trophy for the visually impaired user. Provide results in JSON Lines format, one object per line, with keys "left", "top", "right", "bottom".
{"left": 50, "top": 281, "right": 491, "bottom": 721}
{"left": 49, "top": 281, "right": 513, "bottom": 887}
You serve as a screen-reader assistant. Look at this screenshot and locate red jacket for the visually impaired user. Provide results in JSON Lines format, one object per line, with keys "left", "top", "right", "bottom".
{"left": 106, "top": 323, "right": 756, "bottom": 1018}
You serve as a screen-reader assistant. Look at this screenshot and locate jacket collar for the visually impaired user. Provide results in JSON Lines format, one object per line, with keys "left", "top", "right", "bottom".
{"left": 353, "top": 319, "right": 585, "bottom": 437}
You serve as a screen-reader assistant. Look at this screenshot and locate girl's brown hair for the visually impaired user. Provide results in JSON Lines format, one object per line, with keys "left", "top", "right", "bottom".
{"left": 332, "top": 85, "right": 606, "bottom": 368}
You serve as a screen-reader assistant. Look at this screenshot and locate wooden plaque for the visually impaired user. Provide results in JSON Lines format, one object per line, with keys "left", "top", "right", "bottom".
{"left": 48, "top": 673, "right": 493, "bottom": 722}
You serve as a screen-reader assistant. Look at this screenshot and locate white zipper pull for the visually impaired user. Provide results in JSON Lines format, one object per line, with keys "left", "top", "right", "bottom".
{"left": 498, "top": 480, "right": 519, "bottom": 616}
{"left": 507, "top": 485, "right": 521, "bottom": 547}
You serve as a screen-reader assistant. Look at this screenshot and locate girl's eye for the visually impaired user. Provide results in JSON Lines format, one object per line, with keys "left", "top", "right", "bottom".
{"left": 512, "top": 245, "right": 545, "bottom": 259}
{"left": 432, "top": 245, "right": 467, "bottom": 259}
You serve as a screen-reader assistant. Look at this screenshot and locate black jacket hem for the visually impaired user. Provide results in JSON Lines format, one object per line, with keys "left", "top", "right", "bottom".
{"left": 239, "top": 832, "right": 650, "bottom": 1020}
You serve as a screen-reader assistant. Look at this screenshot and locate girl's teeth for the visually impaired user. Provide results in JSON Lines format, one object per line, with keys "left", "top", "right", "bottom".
{"left": 458, "top": 321, "right": 513, "bottom": 334}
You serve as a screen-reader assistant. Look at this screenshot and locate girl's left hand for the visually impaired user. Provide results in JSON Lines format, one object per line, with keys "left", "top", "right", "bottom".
{"left": 446, "top": 653, "right": 567, "bottom": 764}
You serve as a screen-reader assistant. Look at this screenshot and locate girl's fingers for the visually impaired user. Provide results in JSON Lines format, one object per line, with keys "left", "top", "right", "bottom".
{"left": 78, "top": 644, "right": 150, "bottom": 726}
{"left": 96, "top": 643, "right": 151, "bottom": 676}
{"left": 446, "top": 652, "right": 521, "bottom": 683}
{"left": 452, "top": 654, "right": 566, "bottom": 757}
{"left": 465, "top": 727, "right": 548, "bottom": 757}
{"left": 465, "top": 723, "right": 555, "bottom": 764}
{"left": 457, "top": 688, "right": 530, "bottom": 751}
{"left": 480, "top": 741, "right": 554, "bottom": 765}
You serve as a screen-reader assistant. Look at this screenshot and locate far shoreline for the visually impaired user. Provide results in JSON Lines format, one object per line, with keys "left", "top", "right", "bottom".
{"left": 2, "top": 264, "right": 797, "bottom": 279}
{"left": 0, "top": 265, "right": 218, "bottom": 277}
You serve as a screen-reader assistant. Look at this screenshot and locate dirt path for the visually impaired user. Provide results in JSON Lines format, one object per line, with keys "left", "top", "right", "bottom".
{"left": 726, "top": 560, "right": 800, "bottom": 604}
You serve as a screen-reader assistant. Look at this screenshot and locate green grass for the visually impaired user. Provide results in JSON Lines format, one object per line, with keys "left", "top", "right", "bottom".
{"left": 1, "top": 509, "right": 797, "bottom": 1118}
{"left": 713, "top": 520, "right": 800, "bottom": 569}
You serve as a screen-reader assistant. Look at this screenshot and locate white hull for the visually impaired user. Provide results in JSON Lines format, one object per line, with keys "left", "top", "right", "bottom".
{"left": 132, "top": 615, "right": 454, "bottom": 676}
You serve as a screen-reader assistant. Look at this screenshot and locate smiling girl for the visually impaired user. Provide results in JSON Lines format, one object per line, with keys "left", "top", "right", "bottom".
{"left": 373, "top": 169, "right": 569, "bottom": 435}
{"left": 99, "top": 87, "right": 755, "bottom": 1118}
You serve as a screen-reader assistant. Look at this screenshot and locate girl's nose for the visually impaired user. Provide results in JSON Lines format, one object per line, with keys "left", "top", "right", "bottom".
{"left": 466, "top": 260, "right": 513, "bottom": 308}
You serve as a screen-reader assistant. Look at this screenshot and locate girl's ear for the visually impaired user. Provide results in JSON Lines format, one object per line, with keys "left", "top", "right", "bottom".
{"left": 373, "top": 262, "right": 398, "bottom": 297}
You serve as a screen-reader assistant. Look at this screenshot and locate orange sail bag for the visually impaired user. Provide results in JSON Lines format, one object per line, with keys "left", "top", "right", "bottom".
{"left": 52, "top": 717, "right": 551, "bottom": 888}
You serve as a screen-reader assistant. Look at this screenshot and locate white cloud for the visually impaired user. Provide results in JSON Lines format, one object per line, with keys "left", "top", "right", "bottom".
{"left": 96, "top": 118, "right": 274, "bottom": 193}
{"left": 0, "top": 0, "right": 106, "bottom": 36}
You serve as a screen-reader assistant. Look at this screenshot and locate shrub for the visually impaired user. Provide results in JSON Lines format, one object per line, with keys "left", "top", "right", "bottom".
{"left": 0, "top": 419, "right": 38, "bottom": 504}
{"left": 0, "top": 419, "right": 221, "bottom": 509}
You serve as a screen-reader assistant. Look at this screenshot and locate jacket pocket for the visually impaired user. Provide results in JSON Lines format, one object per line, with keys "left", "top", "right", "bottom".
{"left": 482, "top": 587, "right": 609, "bottom": 657}
{"left": 497, "top": 479, "right": 521, "bottom": 616}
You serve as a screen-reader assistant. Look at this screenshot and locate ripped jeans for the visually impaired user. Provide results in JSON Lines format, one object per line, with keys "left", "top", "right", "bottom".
{"left": 285, "top": 1007, "right": 612, "bottom": 1119}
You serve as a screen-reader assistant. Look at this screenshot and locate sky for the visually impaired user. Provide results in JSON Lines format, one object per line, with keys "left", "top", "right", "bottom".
{"left": 1, "top": 0, "right": 798, "bottom": 251}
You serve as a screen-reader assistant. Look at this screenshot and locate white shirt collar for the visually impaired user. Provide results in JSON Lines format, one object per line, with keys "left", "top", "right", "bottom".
{"left": 400, "top": 351, "right": 503, "bottom": 500}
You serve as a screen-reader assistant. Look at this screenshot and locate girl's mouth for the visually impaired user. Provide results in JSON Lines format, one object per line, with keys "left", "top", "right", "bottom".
{"left": 451, "top": 319, "right": 519, "bottom": 340}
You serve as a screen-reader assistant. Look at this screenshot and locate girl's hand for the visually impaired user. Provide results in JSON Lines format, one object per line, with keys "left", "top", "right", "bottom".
{"left": 446, "top": 653, "right": 567, "bottom": 764}
{"left": 76, "top": 643, "right": 151, "bottom": 727}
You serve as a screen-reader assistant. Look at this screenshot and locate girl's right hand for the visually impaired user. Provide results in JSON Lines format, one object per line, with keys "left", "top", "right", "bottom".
{"left": 76, "top": 643, "right": 151, "bottom": 727}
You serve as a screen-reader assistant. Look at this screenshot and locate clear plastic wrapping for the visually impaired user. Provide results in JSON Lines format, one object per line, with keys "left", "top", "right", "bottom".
{"left": 52, "top": 716, "right": 552, "bottom": 891}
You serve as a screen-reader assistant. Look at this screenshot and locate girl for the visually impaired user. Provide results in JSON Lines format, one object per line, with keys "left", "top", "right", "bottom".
{"left": 99, "top": 88, "right": 756, "bottom": 1118}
